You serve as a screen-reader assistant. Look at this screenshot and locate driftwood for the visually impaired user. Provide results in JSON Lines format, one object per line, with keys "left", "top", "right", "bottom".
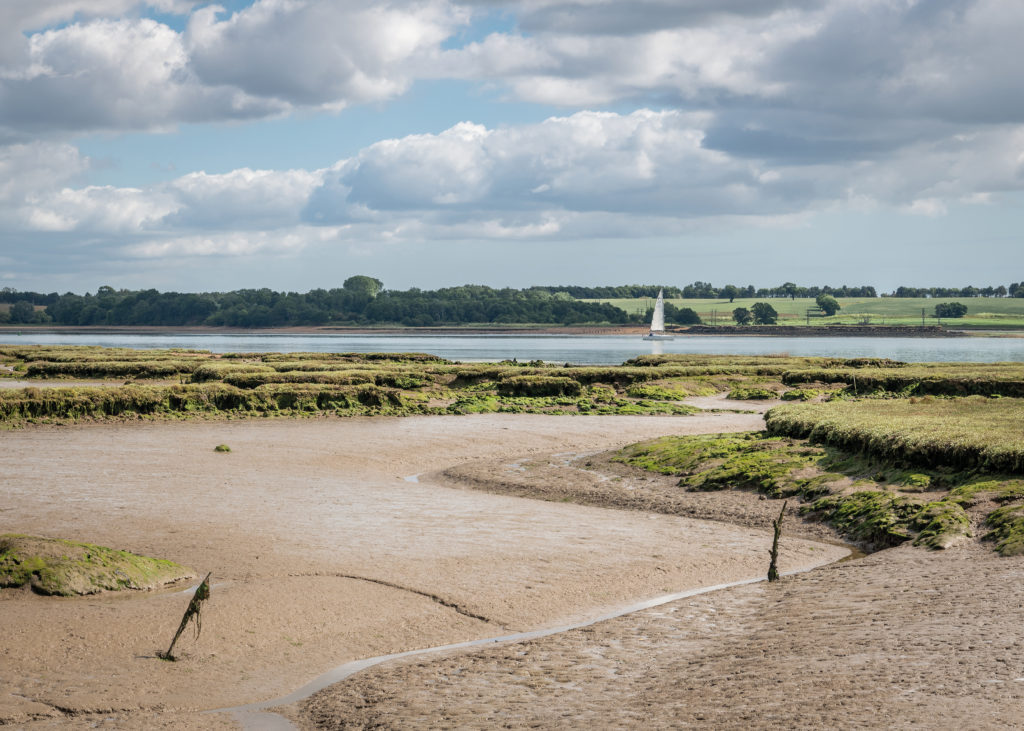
{"left": 768, "top": 503, "right": 786, "bottom": 582}
{"left": 159, "top": 572, "right": 211, "bottom": 660}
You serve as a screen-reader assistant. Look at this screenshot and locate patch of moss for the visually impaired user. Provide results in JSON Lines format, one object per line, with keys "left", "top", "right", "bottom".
{"left": 801, "top": 492, "right": 917, "bottom": 549}
{"left": 614, "top": 433, "right": 832, "bottom": 499}
{"left": 911, "top": 501, "right": 971, "bottom": 549}
{"left": 903, "top": 473, "right": 931, "bottom": 490}
{"left": 727, "top": 387, "right": 779, "bottom": 400}
{"left": 0, "top": 534, "right": 195, "bottom": 596}
{"left": 801, "top": 493, "right": 970, "bottom": 551}
{"left": 984, "top": 504, "right": 1024, "bottom": 556}
{"left": 950, "top": 478, "right": 1024, "bottom": 505}
{"left": 781, "top": 388, "right": 821, "bottom": 401}
{"left": 625, "top": 384, "right": 691, "bottom": 401}
{"left": 496, "top": 375, "right": 582, "bottom": 397}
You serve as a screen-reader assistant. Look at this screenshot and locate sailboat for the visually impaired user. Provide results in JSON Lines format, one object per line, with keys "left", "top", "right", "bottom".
{"left": 642, "top": 289, "right": 674, "bottom": 340}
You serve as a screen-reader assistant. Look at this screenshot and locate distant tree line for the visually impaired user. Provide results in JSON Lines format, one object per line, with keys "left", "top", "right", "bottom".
{"left": 3, "top": 278, "right": 1022, "bottom": 329}
{"left": 889, "top": 285, "right": 1014, "bottom": 298}
{"left": 636, "top": 282, "right": 877, "bottom": 300}
{"left": 9, "top": 280, "right": 632, "bottom": 328}
{"left": 535, "top": 282, "right": 879, "bottom": 300}
{"left": 529, "top": 285, "right": 684, "bottom": 299}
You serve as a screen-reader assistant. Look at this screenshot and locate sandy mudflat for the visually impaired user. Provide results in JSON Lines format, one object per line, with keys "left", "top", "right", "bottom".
{"left": 296, "top": 543, "right": 1024, "bottom": 730}
{"left": 0, "top": 411, "right": 851, "bottom": 728}
{"left": 283, "top": 436, "right": 1024, "bottom": 729}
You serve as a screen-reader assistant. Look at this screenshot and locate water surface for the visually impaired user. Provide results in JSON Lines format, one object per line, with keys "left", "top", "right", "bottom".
{"left": 4, "top": 332, "right": 1023, "bottom": 364}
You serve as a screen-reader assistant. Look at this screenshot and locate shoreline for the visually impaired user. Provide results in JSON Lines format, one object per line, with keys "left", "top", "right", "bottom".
{"left": 0, "top": 323, "right": 1004, "bottom": 337}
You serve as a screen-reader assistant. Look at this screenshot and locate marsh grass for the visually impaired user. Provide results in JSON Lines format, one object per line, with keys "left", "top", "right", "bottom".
{"left": 614, "top": 416, "right": 1024, "bottom": 553}
{"left": 782, "top": 363, "right": 1024, "bottom": 397}
{"left": 765, "top": 397, "right": 1024, "bottom": 473}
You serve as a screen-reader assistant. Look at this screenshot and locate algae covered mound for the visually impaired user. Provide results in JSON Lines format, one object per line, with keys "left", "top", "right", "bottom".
{"left": 0, "top": 534, "right": 195, "bottom": 596}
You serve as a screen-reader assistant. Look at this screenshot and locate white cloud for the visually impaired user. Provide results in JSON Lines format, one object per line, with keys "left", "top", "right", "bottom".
{"left": 0, "top": 0, "right": 468, "bottom": 140}
{"left": 3, "top": 109, "right": 1023, "bottom": 257}
{"left": 0, "top": 142, "right": 88, "bottom": 205}
{"left": 186, "top": 0, "right": 465, "bottom": 109}
{"left": 126, "top": 225, "right": 343, "bottom": 258}
{"left": 164, "top": 167, "right": 325, "bottom": 228}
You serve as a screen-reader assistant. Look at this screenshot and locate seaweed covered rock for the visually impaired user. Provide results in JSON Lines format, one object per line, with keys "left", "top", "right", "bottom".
{"left": 0, "top": 534, "right": 195, "bottom": 596}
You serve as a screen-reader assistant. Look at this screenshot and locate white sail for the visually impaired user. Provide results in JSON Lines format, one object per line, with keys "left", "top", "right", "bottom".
{"left": 650, "top": 289, "right": 665, "bottom": 333}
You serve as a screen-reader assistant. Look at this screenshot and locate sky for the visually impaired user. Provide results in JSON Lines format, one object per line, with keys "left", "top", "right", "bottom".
{"left": 1, "top": 0, "right": 1023, "bottom": 294}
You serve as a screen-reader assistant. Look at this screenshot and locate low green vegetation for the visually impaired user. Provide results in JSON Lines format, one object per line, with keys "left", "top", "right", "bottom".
{"left": 616, "top": 393, "right": 1024, "bottom": 554}
{"left": 0, "top": 534, "right": 194, "bottom": 595}
{"left": 214, "top": 444, "right": 231, "bottom": 453}
{"left": 727, "top": 386, "right": 780, "bottom": 400}
{"left": 765, "top": 398, "right": 1024, "bottom": 473}
{"left": 984, "top": 505, "right": 1024, "bottom": 556}
{"left": 780, "top": 362, "right": 1024, "bottom": 398}
{"left": 781, "top": 388, "right": 821, "bottom": 401}
{"left": 615, "top": 433, "right": 838, "bottom": 501}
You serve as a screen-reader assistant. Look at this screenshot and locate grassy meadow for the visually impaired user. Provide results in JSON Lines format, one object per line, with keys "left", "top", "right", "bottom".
{"left": 584, "top": 296, "right": 1024, "bottom": 328}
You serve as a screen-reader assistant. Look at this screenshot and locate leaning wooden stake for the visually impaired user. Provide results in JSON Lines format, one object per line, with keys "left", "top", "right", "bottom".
{"left": 767, "top": 503, "right": 787, "bottom": 582}
{"left": 159, "top": 572, "right": 211, "bottom": 661}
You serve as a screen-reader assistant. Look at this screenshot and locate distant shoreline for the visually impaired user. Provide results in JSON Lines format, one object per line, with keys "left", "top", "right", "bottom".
{"left": 0, "top": 324, "right": 1004, "bottom": 338}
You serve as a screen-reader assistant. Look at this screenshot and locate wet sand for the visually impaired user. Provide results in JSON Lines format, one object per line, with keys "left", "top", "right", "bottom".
{"left": 296, "top": 543, "right": 1024, "bottom": 729}
{"left": 284, "top": 434, "right": 1024, "bottom": 729}
{"left": 0, "top": 412, "right": 848, "bottom": 728}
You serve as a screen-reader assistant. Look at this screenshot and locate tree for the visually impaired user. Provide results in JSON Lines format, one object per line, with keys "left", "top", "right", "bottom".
{"left": 672, "top": 306, "right": 702, "bottom": 325}
{"left": 751, "top": 302, "right": 778, "bottom": 325}
{"left": 815, "top": 293, "right": 841, "bottom": 316}
{"left": 781, "top": 282, "right": 798, "bottom": 300}
{"left": 935, "top": 302, "right": 968, "bottom": 318}
{"left": 342, "top": 275, "right": 383, "bottom": 298}
{"left": 732, "top": 307, "right": 752, "bottom": 325}
{"left": 721, "top": 284, "right": 739, "bottom": 303}
{"left": 9, "top": 300, "right": 35, "bottom": 324}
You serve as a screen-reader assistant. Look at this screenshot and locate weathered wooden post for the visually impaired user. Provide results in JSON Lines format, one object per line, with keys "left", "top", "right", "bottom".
{"left": 159, "top": 572, "right": 211, "bottom": 660}
{"left": 768, "top": 503, "right": 786, "bottom": 582}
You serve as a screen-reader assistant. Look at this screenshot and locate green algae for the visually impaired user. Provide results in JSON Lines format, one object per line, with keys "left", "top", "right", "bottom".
{"left": 0, "top": 534, "right": 194, "bottom": 596}
{"left": 726, "top": 387, "right": 779, "bottom": 400}
{"left": 615, "top": 431, "right": 978, "bottom": 552}
{"left": 614, "top": 433, "right": 837, "bottom": 499}
{"left": 781, "top": 388, "right": 821, "bottom": 401}
{"left": 984, "top": 504, "right": 1024, "bottom": 556}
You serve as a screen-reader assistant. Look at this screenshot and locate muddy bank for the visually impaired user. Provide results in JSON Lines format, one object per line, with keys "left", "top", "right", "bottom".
{"left": 280, "top": 432, "right": 1024, "bottom": 728}
{"left": 437, "top": 448, "right": 845, "bottom": 546}
{"left": 679, "top": 324, "right": 961, "bottom": 337}
{"left": 0, "top": 413, "right": 842, "bottom": 728}
{"left": 295, "top": 542, "right": 1024, "bottom": 729}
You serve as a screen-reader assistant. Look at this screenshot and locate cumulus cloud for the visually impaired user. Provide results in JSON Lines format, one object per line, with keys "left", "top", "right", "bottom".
{"left": 126, "top": 225, "right": 344, "bottom": 258}
{"left": 442, "top": 0, "right": 1024, "bottom": 169}
{"left": 3, "top": 0, "right": 1024, "bottom": 280}
{"left": 186, "top": 0, "right": 465, "bottom": 108}
{"left": 0, "top": 0, "right": 466, "bottom": 140}
{"left": 3, "top": 109, "right": 1022, "bottom": 258}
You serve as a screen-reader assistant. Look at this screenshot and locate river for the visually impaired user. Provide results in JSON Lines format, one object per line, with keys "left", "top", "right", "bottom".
{"left": 3, "top": 332, "right": 1023, "bottom": 364}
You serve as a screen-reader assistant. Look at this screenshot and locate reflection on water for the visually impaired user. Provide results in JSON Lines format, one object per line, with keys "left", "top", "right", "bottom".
{"left": 3, "top": 332, "right": 1023, "bottom": 364}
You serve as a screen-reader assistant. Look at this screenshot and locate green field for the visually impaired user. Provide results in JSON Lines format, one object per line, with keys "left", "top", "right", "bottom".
{"left": 583, "top": 296, "right": 1024, "bottom": 329}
